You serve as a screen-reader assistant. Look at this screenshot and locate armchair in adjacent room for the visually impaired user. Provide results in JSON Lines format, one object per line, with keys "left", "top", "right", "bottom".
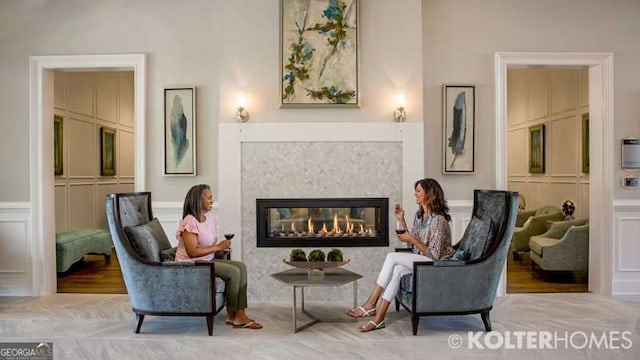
{"left": 105, "top": 192, "right": 226, "bottom": 336}
{"left": 395, "top": 190, "right": 519, "bottom": 335}
{"left": 529, "top": 218, "right": 589, "bottom": 275}
{"left": 510, "top": 205, "right": 564, "bottom": 260}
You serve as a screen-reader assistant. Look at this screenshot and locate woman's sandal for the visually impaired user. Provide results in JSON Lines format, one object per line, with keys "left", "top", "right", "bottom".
{"left": 232, "top": 320, "right": 263, "bottom": 329}
{"left": 225, "top": 319, "right": 234, "bottom": 325}
{"left": 347, "top": 306, "right": 376, "bottom": 318}
{"left": 358, "top": 320, "right": 385, "bottom": 332}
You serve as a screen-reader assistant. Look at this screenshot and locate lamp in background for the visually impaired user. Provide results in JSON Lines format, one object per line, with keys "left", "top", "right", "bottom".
{"left": 236, "top": 95, "right": 249, "bottom": 122}
{"left": 393, "top": 94, "right": 406, "bottom": 122}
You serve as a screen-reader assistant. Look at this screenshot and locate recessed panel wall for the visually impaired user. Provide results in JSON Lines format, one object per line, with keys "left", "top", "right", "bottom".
{"left": 67, "top": 119, "right": 95, "bottom": 177}
{"left": 54, "top": 71, "right": 134, "bottom": 232}
{"left": 69, "top": 184, "right": 95, "bottom": 229}
{"left": 507, "top": 68, "right": 589, "bottom": 215}
{"left": 549, "top": 115, "right": 578, "bottom": 175}
{"left": 96, "top": 73, "right": 118, "bottom": 124}
{"left": 527, "top": 69, "right": 549, "bottom": 121}
{"left": 66, "top": 72, "right": 93, "bottom": 117}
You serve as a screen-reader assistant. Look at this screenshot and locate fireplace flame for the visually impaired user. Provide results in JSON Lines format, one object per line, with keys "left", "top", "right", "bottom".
{"left": 290, "top": 221, "right": 296, "bottom": 233}
{"left": 307, "top": 217, "right": 314, "bottom": 233}
{"left": 321, "top": 222, "right": 328, "bottom": 234}
{"left": 332, "top": 213, "right": 342, "bottom": 234}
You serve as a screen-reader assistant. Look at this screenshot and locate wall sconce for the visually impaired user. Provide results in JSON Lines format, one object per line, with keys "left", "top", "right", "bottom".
{"left": 393, "top": 95, "right": 406, "bottom": 122}
{"left": 236, "top": 95, "right": 249, "bottom": 122}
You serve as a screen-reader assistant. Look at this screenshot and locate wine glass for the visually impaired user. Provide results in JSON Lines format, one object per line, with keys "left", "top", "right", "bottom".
{"left": 223, "top": 231, "right": 234, "bottom": 252}
{"left": 395, "top": 220, "right": 407, "bottom": 235}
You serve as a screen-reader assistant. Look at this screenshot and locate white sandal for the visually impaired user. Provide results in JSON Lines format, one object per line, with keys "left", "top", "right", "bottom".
{"left": 359, "top": 320, "right": 386, "bottom": 332}
{"left": 347, "top": 306, "right": 376, "bottom": 318}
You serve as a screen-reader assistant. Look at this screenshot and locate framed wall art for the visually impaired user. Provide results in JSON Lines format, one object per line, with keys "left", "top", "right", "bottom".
{"left": 280, "top": 0, "right": 359, "bottom": 108}
{"left": 528, "top": 124, "right": 545, "bottom": 174}
{"left": 164, "top": 86, "right": 196, "bottom": 175}
{"left": 582, "top": 113, "right": 589, "bottom": 173}
{"left": 54, "top": 115, "right": 63, "bottom": 176}
{"left": 100, "top": 127, "right": 116, "bottom": 176}
{"left": 442, "top": 84, "right": 475, "bottom": 173}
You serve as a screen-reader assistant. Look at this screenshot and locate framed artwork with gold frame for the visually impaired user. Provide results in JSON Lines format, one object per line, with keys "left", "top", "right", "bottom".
{"left": 54, "top": 115, "right": 63, "bottom": 176}
{"left": 100, "top": 127, "right": 116, "bottom": 176}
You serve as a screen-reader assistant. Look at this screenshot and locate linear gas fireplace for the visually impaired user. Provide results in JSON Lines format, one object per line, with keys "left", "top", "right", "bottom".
{"left": 256, "top": 198, "right": 389, "bottom": 247}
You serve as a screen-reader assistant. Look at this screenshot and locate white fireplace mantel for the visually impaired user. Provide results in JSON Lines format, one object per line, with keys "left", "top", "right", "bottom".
{"left": 218, "top": 122, "right": 424, "bottom": 259}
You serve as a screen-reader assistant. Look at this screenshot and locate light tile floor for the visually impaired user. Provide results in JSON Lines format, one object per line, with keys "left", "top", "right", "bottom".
{"left": 1, "top": 293, "right": 639, "bottom": 359}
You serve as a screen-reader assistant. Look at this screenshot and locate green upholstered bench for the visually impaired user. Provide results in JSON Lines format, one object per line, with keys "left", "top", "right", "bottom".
{"left": 56, "top": 229, "right": 113, "bottom": 272}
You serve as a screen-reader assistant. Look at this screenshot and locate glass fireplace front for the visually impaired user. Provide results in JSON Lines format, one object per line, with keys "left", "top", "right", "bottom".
{"left": 256, "top": 198, "right": 388, "bottom": 247}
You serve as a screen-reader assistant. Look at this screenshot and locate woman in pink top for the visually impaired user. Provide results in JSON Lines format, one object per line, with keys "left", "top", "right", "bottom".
{"left": 176, "top": 184, "right": 262, "bottom": 329}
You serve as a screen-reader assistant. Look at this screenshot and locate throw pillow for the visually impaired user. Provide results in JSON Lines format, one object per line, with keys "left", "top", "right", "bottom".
{"left": 160, "top": 246, "right": 177, "bottom": 262}
{"left": 124, "top": 218, "right": 172, "bottom": 262}
{"left": 450, "top": 248, "right": 469, "bottom": 261}
{"left": 459, "top": 216, "right": 492, "bottom": 261}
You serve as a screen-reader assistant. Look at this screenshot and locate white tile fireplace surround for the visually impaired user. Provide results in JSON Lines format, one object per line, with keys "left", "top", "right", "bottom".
{"left": 218, "top": 123, "right": 424, "bottom": 301}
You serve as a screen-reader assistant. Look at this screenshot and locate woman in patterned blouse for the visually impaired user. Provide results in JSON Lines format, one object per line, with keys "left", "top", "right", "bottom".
{"left": 347, "top": 178, "right": 454, "bottom": 332}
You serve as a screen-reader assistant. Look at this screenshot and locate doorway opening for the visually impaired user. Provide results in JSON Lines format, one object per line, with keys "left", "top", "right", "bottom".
{"left": 505, "top": 67, "right": 589, "bottom": 293}
{"left": 495, "top": 52, "right": 614, "bottom": 296}
{"left": 30, "top": 54, "right": 146, "bottom": 296}
{"left": 53, "top": 70, "right": 134, "bottom": 294}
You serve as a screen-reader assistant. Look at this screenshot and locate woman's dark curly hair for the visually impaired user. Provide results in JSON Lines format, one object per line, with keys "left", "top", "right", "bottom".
{"left": 414, "top": 178, "right": 451, "bottom": 222}
{"left": 182, "top": 184, "right": 211, "bottom": 220}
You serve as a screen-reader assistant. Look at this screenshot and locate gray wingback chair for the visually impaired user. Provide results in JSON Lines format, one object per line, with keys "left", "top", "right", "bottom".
{"left": 395, "top": 190, "right": 519, "bottom": 335}
{"left": 105, "top": 192, "right": 226, "bottom": 336}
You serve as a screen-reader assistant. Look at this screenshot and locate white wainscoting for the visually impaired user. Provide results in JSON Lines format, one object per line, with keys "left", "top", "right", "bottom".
{"left": 613, "top": 200, "right": 640, "bottom": 295}
{"left": 0, "top": 203, "right": 32, "bottom": 296}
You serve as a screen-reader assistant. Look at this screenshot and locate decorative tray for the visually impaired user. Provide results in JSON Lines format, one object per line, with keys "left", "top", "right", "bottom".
{"left": 282, "top": 259, "right": 350, "bottom": 270}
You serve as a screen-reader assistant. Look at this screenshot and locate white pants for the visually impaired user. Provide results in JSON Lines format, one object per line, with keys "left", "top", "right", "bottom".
{"left": 376, "top": 252, "right": 431, "bottom": 302}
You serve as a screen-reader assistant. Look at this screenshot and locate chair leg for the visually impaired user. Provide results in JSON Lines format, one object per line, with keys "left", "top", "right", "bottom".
{"left": 481, "top": 311, "right": 492, "bottom": 331}
{"left": 104, "top": 254, "right": 111, "bottom": 262}
{"left": 395, "top": 297, "right": 400, "bottom": 312}
{"left": 134, "top": 313, "right": 144, "bottom": 334}
{"left": 411, "top": 315, "right": 419, "bottom": 335}
{"left": 512, "top": 251, "right": 521, "bottom": 261}
{"left": 206, "top": 315, "right": 214, "bottom": 336}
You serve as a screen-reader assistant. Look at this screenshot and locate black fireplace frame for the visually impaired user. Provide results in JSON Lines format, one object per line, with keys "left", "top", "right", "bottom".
{"left": 256, "top": 198, "right": 389, "bottom": 247}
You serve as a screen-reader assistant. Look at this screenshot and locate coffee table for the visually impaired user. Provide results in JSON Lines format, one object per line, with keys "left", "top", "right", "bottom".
{"left": 271, "top": 267, "right": 363, "bottom": 333}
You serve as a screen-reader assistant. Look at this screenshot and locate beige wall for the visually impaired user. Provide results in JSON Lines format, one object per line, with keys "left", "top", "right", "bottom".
{"left": 507, "top": 68, "right": 590, "bottom": 219}
{"left": 53, "top": 71, "right": 135, "bottom": 232}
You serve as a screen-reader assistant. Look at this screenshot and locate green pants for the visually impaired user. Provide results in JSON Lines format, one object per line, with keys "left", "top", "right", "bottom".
{"left": 213, "top": 260, "right": 248, "bottom": 311}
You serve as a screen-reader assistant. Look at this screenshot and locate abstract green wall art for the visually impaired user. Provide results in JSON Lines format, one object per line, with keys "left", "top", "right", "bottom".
{"left": 280, "top": 0, "right": 359, "bottom": 107}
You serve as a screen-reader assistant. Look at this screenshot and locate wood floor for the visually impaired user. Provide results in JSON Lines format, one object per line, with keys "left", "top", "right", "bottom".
{"left": 57, "top": 249, "right": 587, "bottom": 295}
{"left": 57, "top": 249, "right": 126, "bottom": 294}
{"left": 506, "top": 252, "right": 588, "bottom": 293}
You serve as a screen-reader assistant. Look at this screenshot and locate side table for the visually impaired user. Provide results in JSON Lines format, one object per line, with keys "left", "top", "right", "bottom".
{"left": 271, "top": 267, "right": 362, "bottom": 333}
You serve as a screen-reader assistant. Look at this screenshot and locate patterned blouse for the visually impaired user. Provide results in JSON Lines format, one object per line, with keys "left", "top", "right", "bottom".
{"left": 410, "top": 212, "right": 454, "bottom": 260}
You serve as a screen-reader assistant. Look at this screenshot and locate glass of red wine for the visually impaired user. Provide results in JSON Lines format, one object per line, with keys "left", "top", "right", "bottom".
{"left": 395, "top": 220, "right": 407, "bottom": 235}
{"left": 223, "top": 232, "right": 234, "bottom": 252}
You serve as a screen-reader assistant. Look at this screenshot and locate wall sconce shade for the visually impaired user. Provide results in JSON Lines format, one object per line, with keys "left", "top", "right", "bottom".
{"left": 393, "top": 95, "right": 406, "bottom": 122}
{"left": 393, "top": 106, "right": 406, "bottom": 122}
{"left": 236, "top": 95, "right": 249, "bottom": 122}
{"left": 236, "top": 106, "right": 249, "bottom": 122}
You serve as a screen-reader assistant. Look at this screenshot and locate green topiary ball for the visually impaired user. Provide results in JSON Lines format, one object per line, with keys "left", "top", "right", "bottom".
{"left": 307, "top": 249, "right": 326, "bottom": 262}
{"left": 289, "top": 248, "right": 307, "bottom": 262}
{"left": 327, "top": 248, "right": 344, "bottom": 262}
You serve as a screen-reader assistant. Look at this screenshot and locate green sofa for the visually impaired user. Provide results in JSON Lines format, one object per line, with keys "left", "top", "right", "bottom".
{"left": 510, "top": 205, "right": 564, "bottom": 260}
{"left": 529, "top": 218, "right": 589, "bottom": 274}
{"left": 56, "top": 229, "right": 113, "bottom": 272}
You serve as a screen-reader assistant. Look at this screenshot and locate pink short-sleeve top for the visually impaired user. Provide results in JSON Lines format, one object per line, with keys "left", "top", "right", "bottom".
{"left": 175, "top": 212, "right": 219, "bottom": 262}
